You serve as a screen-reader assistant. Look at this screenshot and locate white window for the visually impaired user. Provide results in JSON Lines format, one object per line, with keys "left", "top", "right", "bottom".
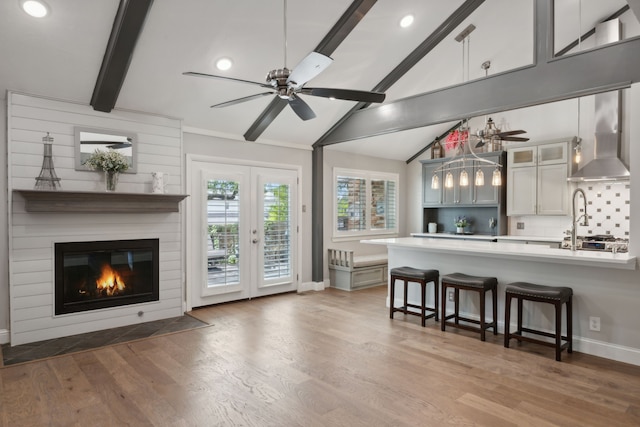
{"left": 333, "top": 168, "right": 399, "bottom": 240}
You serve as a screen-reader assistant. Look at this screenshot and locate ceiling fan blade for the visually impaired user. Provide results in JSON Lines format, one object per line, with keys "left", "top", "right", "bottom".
{"left": 288, "top": 96, "right": 316, "bottom": 121}
{"left": 301, "top": 87, "right": 385, "bottom": 103}
{"left": 183, "top": 71, "right": 272, "bottom": 89}
{"left": 500, "top": 136, "right": 530, "bottom": 142}
{"left": 497, "top": 130, "right": 527, "bottom": 137}
{"left": 475, "top": 140, "right": 486, "bottom": 148}
{"left": 211, "top": 92, "right": 275, "bottom": 108}
{"left": 107, "top": 143, "right": 132, "bottom": 149}
{"left": 286, "top": 52, "right": 333, "bottom": 88}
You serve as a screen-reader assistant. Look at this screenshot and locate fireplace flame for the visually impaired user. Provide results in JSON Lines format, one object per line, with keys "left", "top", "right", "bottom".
{"left": 96, "top": 264, "right": 126, "bottom": 296}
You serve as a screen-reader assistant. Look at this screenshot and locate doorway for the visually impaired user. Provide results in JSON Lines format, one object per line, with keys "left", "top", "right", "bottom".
{"left": 187, "top": 159, "right": 299, "bottom": 308}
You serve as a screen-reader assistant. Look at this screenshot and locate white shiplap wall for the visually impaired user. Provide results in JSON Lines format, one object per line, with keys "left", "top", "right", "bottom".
{"left": 8, "top": 92, "right": 184, "bottom": 346}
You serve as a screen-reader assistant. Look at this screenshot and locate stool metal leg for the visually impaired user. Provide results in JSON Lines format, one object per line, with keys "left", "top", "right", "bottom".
{"left": 555, "top": 301, "right": 562, "bottom": 361}
{"left": 441, "top": 283, "right": 447, "bottom": 332}
{"left": 479, "top": 289, "right": 486, "bottom": 342}
{"left": 389, "top": 276, "right": 396, "bottom": 320}
{"left": 504, "top": 292, "right": 512, "bottom": 348}
{"left": 403, "top": 280, "right": 408, "bottom": 315}
{"left": 421, "top": 280, "right": 426, "bottom": 327}
{"left": 567, "top": 298, "right": 573, "bottom": 353}
{"left": 492, "top": 287, "right": 498, "bottom": 335}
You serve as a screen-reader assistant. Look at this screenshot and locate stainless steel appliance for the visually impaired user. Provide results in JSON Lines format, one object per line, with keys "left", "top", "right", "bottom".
{"left": 561, "top": 234, "right": 629, "bottom": 253}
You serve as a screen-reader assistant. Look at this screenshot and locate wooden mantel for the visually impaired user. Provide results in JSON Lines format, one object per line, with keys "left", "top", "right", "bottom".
{"left": 14, "top": 190, "right": 189, "bottom": 213}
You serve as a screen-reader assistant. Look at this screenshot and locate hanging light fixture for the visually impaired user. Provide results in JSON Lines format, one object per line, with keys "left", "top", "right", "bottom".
{"left": 431, "top": 173, "right": 440, "bottom": 189}
{"left": 445, "top": 171, "right": 454, "bottom": 188}
{"left": 492, "top": 166, "right": 502, "bottom": 186}
{"left": 459, "top": 169, "right": 469, "bottom": 186}
{"left": 428, "top": 24, "right": 504, "bottom": 190}
{"left": 574, "top": 139, "right": 582, "bottom": 164}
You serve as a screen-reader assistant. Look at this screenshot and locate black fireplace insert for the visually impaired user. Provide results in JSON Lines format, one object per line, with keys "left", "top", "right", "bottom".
{"left": 55, "top": 239, "right": 159, "bottom": 315}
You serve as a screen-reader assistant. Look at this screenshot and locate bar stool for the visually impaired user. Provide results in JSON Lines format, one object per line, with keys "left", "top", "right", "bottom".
{"left": 504, "top": 282, "right": 573, "bottom": 361}
{"left": 389, "top": 267, "right": 439, "bottom": 327}
{"left": 441, "top": 273, "right": 498, "bottom": 341}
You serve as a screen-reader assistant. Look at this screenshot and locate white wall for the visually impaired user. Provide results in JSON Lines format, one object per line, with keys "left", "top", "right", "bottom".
{"left": 183, "top": 131, "right": 313, "bottom": 287}
{"left": 7, "top": 93, "right": 184, "bottom": 346}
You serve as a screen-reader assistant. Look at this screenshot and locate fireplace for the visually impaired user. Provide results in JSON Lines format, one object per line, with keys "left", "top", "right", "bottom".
{"left": 55, "top": 239, "right": 159, "bottom": 315}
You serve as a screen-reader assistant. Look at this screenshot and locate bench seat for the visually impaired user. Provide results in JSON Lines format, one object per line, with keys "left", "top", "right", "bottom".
{"left": 328, "top": 249, "right": 388, "bottom": 291}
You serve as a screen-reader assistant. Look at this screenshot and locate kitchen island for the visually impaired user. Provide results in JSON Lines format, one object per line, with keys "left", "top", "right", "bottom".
{"left": 363, "top": 236, "right": 640, "bottom": 365}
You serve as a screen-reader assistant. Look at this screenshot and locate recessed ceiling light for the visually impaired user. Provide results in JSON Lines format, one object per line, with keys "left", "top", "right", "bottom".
{"left": 400, "top": 14, "right": 414, "bottom": 28}
{"left": 21, "top": 0, "right": 49, "bottom": 18}
{"left": 216, "top": 58, "right": 233, "bottom": 71}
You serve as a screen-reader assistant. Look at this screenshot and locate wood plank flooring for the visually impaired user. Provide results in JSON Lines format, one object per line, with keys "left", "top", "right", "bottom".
{"left": 2, "top": 285, "right": 640, "bottom": 426}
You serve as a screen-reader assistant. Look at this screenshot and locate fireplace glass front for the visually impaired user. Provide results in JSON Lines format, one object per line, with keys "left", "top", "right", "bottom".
{"left": 55, "top": 239, "right": 159, "bottom": 315}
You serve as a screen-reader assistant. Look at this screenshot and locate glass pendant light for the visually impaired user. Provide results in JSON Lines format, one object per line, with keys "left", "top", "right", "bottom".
{"left": 492, "top": 166, "right": 502, "bottom": 186}
{"left": 475, "top": 169, "right": 484, "bottom": 186}
{"left": 574, "top": 139, "right": 582, "bottom": 164}
{"left": 431, "top": 173, "right": 440, "bottom": 189}
{"left": 445, "top": 171, "right": 454, "bottom": 188}
{"left": 459, "top": 169, "right": 469, "bottom": 186}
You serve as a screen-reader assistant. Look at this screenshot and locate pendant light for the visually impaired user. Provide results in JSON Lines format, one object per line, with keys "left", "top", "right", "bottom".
{"left": 445, "top": 171, "right": 454, "bottom": 188}
{"left": 475, "top": 169, "right": 484, "bottom": 186}
{"left": 431, "top": 173, "right": 440, "bottom": 189}
{"left": 492, "top": 166, "right": 502, "bottom": 186}
{"left": 459, "top": 169, "right": 469, "bottom": 186}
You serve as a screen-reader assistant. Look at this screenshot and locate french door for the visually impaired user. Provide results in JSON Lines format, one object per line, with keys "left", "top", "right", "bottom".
{"left": 188, "top": 160, "right": 298, "bottom": 308}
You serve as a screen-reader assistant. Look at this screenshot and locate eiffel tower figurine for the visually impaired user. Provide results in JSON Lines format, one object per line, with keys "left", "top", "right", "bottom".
{"left": 34, "top": 132, "right": 62, "bottom": 190}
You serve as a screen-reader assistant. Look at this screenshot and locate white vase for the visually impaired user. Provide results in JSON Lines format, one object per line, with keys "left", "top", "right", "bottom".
{"left": 456, "top": 226, "right": 464, "bottom": 234}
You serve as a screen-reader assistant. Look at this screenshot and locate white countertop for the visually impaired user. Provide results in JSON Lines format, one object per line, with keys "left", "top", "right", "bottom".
{"left": 411, "top": 233, "right": 564, "bottom": 243}
{"left": 363, "top": 237, "right": 636, "bottom": 270}
{"left": 411, "top": 232, "right": 497, "bottom": 241}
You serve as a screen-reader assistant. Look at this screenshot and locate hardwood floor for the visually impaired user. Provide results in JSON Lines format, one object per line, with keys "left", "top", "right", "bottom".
{"left": 2, "top": 285, "right": 640, "bottom": 426}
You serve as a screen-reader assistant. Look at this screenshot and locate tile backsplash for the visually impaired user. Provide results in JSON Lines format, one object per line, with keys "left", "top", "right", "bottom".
{"left": 582, "top": 182, "right": 630, "bottom": 236}
{"left": 508, "top": 182, "right": 630, "bottom": 238}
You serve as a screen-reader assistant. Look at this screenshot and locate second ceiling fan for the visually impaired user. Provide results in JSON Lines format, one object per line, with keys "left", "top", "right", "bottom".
{"left": 183, "top": 0, "right": 385, "bottom": 121}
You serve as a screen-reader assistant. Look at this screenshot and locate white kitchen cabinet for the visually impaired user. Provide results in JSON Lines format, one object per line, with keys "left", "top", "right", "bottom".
{"left": 507, "top": 140, "right": 571, "bottom": 216}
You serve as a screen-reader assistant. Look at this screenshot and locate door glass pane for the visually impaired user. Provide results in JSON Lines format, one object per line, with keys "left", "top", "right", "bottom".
{"left": 206, "top": 180, "right": 240, "bottom": 287}
{"left": 262, "top": 183, "right": 291, "bottom": 280}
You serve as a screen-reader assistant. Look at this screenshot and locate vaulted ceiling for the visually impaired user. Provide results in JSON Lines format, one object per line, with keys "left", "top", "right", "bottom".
{"left": 0, "top": 0, "right": 633, "bottom": 160}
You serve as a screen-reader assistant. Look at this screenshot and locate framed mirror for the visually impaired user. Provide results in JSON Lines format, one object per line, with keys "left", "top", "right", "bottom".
{"left": 74, "top": 127, "right": 137, "bottom": 173}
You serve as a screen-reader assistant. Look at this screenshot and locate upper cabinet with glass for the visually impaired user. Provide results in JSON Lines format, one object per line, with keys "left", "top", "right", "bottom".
{"left": 74, "top": 127, "right": 137, "bottom": 174}
{"left": 554, "top": 0, "right": 640, "bottom": 57}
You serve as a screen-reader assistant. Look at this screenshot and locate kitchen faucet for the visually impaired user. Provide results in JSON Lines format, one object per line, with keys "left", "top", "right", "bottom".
{"left": 570, "top": 188, "right": 589, "bottom": 251}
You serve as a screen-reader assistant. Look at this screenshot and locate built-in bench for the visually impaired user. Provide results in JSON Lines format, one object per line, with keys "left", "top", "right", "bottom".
{"left": 328, "top": 248, "right": 388, "bottom": 291}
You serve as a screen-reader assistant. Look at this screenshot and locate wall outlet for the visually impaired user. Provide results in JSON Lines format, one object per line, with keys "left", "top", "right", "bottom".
{"left": 448, "top": 290, "right": 455, "bottom": 302}
{"left": 517, "top": 222, "right": 525, "bottom": 230}
{"left": 589, "top": 316, "right": 601, "bottom": 332}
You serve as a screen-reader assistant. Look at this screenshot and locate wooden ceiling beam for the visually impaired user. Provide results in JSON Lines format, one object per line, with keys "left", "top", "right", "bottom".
{"left": 90, "top": 0, "right": 154, "bottom": 113}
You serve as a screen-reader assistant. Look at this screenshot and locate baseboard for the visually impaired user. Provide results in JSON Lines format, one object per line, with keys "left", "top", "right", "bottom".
{"left": 298, "top": 281, "right": 325, "bottom": 293}
{"left": 574, "top": 337, "right": 640, "bottom": 366}
{"left": 0, "top": 329, "right": 9, "bottom": 345}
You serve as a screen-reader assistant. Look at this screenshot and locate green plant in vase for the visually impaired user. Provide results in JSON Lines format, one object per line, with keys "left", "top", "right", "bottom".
{"left": 83, "top": 149, "right": 129, "bottom": 191}
{"left": 454, "top": 216, "right": 469, "bottom": 234}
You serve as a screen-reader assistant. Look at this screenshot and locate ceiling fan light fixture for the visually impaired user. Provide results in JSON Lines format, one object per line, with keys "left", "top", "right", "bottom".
{"left": 400, "top": 14, "right": 414, "bottom": 28}
{"left": 215, "top": 57, "right": 233, "bottom": 71}
{"left": 21, "top": 0, "right": 49, "bottom": 18}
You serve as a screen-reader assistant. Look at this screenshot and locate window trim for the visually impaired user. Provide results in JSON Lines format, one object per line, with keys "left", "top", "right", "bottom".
{"left": 332, "top": 167, "right": 399, "bottom": 241}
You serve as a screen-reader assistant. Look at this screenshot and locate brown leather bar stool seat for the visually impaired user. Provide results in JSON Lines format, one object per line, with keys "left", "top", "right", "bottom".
{"left": 390, "top": 267, "right": 439, "bottom": 327}
{"left": 441, "top": 273, "right": 498, "bottom": 341}
{"left": 504, "top": 282, "right": 573, "bottom": 361}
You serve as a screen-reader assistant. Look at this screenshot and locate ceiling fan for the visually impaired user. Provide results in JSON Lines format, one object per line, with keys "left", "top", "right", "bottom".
{"left": 474, "top": 118, "right": 529, "bottom": 148}
{"left": 182, "top": 0, "right": 385, "bottom": 121}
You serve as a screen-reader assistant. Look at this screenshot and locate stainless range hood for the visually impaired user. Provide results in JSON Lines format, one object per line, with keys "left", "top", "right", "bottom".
{"left": 569, "top": 19, "right": 630, "bottom": 182}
